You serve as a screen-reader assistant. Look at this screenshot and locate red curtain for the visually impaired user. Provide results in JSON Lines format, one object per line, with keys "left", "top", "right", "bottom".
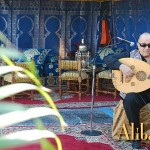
{"left": 100, "top": 19, "right": 111, "bottom": 46}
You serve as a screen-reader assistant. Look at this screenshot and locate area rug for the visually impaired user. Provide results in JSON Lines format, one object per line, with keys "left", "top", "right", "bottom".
{"left": 4, "top": 90, "right": 119, "bottom": 109}
{"left": 34, "top": 90, "right": 119, "bottom": 109}
{"left": 0, "top": 124, "right": 133, "bottom": 150}
{"left": 8, "top": 134, "right": 114, "bottom": 150}
{"left": 11, "top": 107, "right": 114, "bottom": 126}
{"left": 0, "top": 106, "right": 133, "bottom": 150}
{"left": 1, "top": 90, "right": 127, "bottom": 149}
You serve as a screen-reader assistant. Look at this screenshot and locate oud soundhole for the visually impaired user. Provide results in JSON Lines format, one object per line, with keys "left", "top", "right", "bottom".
{"left": 131, "top": 82, "right": 135, "bottom": 86}
{"left": 136, "top": 71, "right": 147, "bottom": 81}
{"left": 131, "top": 65, "right": 135, "bottom": 69}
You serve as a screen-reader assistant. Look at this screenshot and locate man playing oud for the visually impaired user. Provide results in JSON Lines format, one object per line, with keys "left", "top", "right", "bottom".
{"left": 104, "top": 32, "right": 150, "bottom": 149}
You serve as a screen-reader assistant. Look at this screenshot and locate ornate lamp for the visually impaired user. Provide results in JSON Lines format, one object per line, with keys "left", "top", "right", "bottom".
{"left": 75, "top": 39, "right": 91, "bottom": 70}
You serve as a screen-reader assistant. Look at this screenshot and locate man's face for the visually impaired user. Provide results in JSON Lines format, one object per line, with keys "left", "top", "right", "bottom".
{"left": 137, "top": 36, "right": 150, "bottom": 58}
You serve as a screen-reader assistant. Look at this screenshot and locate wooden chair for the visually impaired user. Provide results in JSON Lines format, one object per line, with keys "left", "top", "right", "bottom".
{"left": 96, "top": 70, "right": 117, "bottom": 99}
{"left": 3, "top": 59, "right": 35, "bottom": 101}
{"left": 58, "top": 56, "right": 90, "bottom": 100}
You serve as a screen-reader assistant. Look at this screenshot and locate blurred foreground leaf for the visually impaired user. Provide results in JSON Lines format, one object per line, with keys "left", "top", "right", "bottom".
{"left": 0, "top": 83, "right": 50, "bottom": 100}
{"left": 0, "top": 130, "right": 62, "bottom": 150}
{"left": 0, "top": 102, "right": 26, "bottom": 114}
{"left": 0, "top": 39, "right": 65, "bottom": 150}
{"left": 0, "top": 105, "right": 67, "bottom": 128}
{"left": 0, "top": 66, "right": 24, "bottom": 76}
{"left": 0, "top": 47, "right": 22, "bottom": 60}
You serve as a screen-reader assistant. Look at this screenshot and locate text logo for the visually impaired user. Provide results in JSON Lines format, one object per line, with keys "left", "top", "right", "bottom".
{"left": 117, "top": 123, "right": 150, "bottom": 140}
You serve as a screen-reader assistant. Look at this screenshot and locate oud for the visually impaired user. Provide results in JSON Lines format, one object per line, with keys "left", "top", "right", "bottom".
{"left": 112, "top": 58, "right": 150, "bottom": 93}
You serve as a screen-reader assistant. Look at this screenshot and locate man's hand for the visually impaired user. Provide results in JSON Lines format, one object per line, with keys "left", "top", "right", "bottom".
{"left": 119, "top": 64, "right": 134, "bottom": 77}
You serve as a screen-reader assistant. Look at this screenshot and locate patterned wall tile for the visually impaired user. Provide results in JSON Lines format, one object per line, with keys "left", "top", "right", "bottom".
{"left": 0, "top": 0, "right": 12, "bottom": 45}
{"left": 12, "top": 0, "right": 40, "bottom": 49}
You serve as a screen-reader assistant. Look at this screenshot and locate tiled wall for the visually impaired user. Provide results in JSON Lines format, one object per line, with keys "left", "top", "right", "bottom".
{"left": 0, "top": 0, "right": 150, "bottom": 57}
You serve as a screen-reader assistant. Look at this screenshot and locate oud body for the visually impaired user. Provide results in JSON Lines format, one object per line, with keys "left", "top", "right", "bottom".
{"left": 112, "top": 58, "right": 150, "bottom": 93}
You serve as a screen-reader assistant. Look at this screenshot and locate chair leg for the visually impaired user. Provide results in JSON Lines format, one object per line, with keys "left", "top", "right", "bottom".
{"left": 67, "top": 80, "right": 70, "bottom": 92}
{"left": 31, "top": 90, "right": 34, "bottom": 100}
{"left": 78, "top": 81, "right": 81, "bottom": 100}
{"left": 96, "top": 75, "right": 99, "bottom": 96}
{"left": 11, "top": 95, "right": 15, "bottom": 102}
{"left": 114, "top": 89, "right": 117, "bottom": 99}
{"left": 86, "top": 76, "right": 90, "bottom": 94}
{"left": 58, "top": 77, "right": 62, "bottom": 99}
{"left": 2, "top": 77, "right": 5, "bottom": 86}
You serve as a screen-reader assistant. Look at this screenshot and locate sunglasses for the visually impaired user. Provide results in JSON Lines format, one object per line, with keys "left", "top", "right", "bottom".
{"left": 138, "top": 42, "right": 150, "bottom": 48}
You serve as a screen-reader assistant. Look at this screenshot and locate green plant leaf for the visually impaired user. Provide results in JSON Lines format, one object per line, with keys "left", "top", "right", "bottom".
{"left": 0, "top": 47, "right": 22, "bottom": 59}
{"left": 0, "top": 66, "right": 24, "bottom": 76}
{"left": 0, "top": 83, "right": 50, "bottom": 100}
{"left": 0, "top": 102, "right": 26, "bottom": 114}
{"left": 37, "top": 89, "right": 68, "bottom": 130}
{"left": 0, "top": 34, "right": 63, "bottom": 150}
{"left": 0, "top": 106, "right": 65, "bottom": 128}
{"left": 0, "top": 130, "right": 62, "bottom": 150}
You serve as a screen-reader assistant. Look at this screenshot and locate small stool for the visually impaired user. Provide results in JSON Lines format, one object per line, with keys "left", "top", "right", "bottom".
{"left": 96, "top": 70, "right": 117, "bottom": 99}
